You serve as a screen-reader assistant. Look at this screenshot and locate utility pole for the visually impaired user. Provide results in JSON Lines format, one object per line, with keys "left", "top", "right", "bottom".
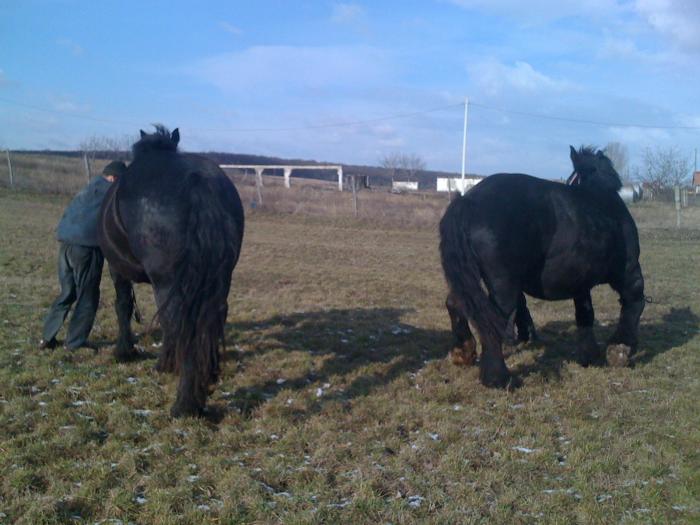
{"left": 460, "top": 97, "right": 469, "bottom": 196}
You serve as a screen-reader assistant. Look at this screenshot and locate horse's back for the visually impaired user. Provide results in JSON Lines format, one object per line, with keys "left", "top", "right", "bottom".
{"left": 450, "top": 172, "right": 635, "bottom": 298}
{"left": 110, "top": 151, "right": 244, "bottom": 282}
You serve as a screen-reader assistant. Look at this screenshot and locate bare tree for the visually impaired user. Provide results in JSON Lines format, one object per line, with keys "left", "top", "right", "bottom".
{"left": 79, "top": 133, "right": 136, "bottom": 164}
{"left": 398, "top": 153, "right": 426, "bottom": 183}
{"left": 604, "top": 142, "right": 629, "bottom": 181}
{"left": 380, "top": 152, "right": 402, "bottom": 184}
{"left": 79, "top": 133, "right": 137, "bottom": 180}
{"left": 636, "top": 146, "right": 690, "bottom": 195}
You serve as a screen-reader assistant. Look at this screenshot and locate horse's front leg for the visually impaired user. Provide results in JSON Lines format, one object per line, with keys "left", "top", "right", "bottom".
{"left": 607, "top": 265, "right": 645, "bottom": 367}
{"left": 110, "top": 267, "right": 139, "bottom": 361}
{"left": 446, "top": 291, "right": 477, "bottom": 366}
{"left": 574, "top": 290, "right": 601, "bottom": 366}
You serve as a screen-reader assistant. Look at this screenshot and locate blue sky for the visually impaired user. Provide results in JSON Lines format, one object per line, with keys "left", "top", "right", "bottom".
{"left": 1, "top": 0, "right": 699, "bottom": 178}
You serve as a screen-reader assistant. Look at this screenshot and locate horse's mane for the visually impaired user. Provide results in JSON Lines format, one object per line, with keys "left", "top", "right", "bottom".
{"left": 132, "top": 125, "right": 179, "bottom": 157}
{"left": 570, "top": 145, "right": 622, "bottom": 193}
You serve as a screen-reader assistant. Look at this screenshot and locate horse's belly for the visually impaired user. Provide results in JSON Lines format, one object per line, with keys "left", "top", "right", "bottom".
{"left": 536, "top": 257, "right": 607, "bottom": 299}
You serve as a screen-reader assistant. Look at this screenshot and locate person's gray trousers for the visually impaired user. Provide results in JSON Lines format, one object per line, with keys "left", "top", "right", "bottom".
{"left": 42, "top": 242, "right": 104, "bottom": 349}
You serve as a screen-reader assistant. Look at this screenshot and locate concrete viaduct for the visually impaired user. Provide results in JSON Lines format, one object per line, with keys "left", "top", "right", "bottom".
{"left": 220, "top": 164, "right": 344, "bottom": 191}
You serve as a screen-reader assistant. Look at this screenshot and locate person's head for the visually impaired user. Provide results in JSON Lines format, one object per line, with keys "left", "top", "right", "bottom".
{"left": 102, "top": 161, "right": 127, "bottom": 182}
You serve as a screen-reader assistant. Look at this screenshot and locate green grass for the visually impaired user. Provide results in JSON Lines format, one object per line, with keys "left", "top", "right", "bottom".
{"left": 0, "top": 188, "right": 698, "bottom": 524}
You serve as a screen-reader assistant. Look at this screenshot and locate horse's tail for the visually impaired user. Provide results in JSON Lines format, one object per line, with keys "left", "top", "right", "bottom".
{"left": 439, "top": 196, "right": 505, "bottom": 350}
{"left": 167, "top": 173, "right": 243, "bottom": 411}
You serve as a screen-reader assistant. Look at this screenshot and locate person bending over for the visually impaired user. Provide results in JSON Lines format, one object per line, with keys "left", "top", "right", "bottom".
{"left": 39, "top": 160, "right": 127, "bottom": 350}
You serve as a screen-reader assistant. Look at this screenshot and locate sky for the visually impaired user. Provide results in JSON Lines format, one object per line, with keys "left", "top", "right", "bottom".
{"left": 1, "top": 0, "right": 699, "bottom": 179}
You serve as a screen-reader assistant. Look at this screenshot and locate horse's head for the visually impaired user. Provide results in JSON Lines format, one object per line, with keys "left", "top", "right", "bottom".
{"left": 567, "top": 145, "right": 622, "bottom": 193}
{"left": 132, "top": 125, "right": 180, "bottom": 157}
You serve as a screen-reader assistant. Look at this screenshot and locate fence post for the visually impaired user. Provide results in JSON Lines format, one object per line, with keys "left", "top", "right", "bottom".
{"left": 6, "top": 150, "right": 13, "bottom": 187}
{"left": 350, "top": 175, "right": 358, "bottom": 217}
{"left": 674, "top": 186, "right": 681, "bottom": 228}
{"left": 83, "top": 153, "right": 91, "bottom": 182}
{"left": 255, "top": 167, "right": 264, "bottom": 206}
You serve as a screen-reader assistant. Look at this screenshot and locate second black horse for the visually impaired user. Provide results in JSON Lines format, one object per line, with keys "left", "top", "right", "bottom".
{"left": 439, "top": 146, "right": 644, "bottom": 388}
{"left": 98, "top": 126, "right": 244, "bottom": 417}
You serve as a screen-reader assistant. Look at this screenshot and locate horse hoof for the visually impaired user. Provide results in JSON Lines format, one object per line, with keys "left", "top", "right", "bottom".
{"left": 115, "top": 350, "right": 138, "bottom": 362}
{"left": 480, "top": 368, "right": 511, "bottom": 389}
{"left": 576, "top": 347, "right": 603, "bottom": 367}
{"left": 170, "top": 403, "right": 204, "bottom": 418}
{"left": 606, "top": 344, "right": 632, "bottom": 367}
{"left": 449, "top": 340, "right": 477, "bottom": 367}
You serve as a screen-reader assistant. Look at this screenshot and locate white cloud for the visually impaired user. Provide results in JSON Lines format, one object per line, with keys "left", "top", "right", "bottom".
{"left": 56, "top": 38, "right": 84, "bottom": 57}
{"left": 607, "top": 125, "right": 672, "bottom": 145}
{"left": 597, "top": 36, "right": 677, "bottom": 64}
{"left": 448, "top": 0, "right": 626, "bottom": 23}
{"left": 219, "top": 21, "right": 242, "bottom": 36}
{"left": 331, "top": 3, "right": 366, "bottom": 24}
{"left": 49, "top": 96, "right": 91, "bottom": 113}
{"left": 635, "top": 0, "right": 700, "bottom": 51}
{"left": 187, "top": 45, "right": 391, "bottom": 95}
{"left": 469, "top": 60, "right": 575, "bottom": 96}
{"left": 676, "top": 114, "right": 700, "bottom": 128}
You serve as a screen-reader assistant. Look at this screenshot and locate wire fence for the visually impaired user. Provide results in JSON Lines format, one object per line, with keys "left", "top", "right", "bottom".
{"left": 1, "top": 150, "right": 698, "bottom": 231}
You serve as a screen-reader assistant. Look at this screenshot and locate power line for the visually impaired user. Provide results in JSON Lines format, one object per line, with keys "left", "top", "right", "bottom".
{"left": 0, "top": 97, "right": 141, "bottom": 126}
{"left": 469, "top": 101, "right": 700, "bottom": 131}
{"left": 209, "top": 102, "right": 465, "bottom": 131}
{"left": 0, "top": 96, "right": 463, "bottom": 132}
{"left": 1, "top": 95, "right": 699, "bottom": 132}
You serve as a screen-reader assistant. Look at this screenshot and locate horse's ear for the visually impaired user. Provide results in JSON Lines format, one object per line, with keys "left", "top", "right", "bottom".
{"left": 569, "top": 145, "right": 577, "bottom": 161}
{"left": 171, "top": 128, "right": 180, "bottom": 145}
{"left": 140, "top": 130, "right": 146, "bottom": 139}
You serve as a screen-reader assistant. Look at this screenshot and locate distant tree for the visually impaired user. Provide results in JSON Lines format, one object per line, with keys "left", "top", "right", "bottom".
{"left": 604, "top": 142, "right": 629, "bottom": 181}
{"left": 79, "top": 133, "right": 137, "bottom": 179}
{"left": 636, "top": 146, "right": 690, "bottom": 195}
{"left": 380, "top": 152, "right": 402, "bottom": 184}
{"left": 79, "top": 133, "right": 136, "bottom": 164}
{"left": 398, "top": 153, "right": 426, "bottom": 183}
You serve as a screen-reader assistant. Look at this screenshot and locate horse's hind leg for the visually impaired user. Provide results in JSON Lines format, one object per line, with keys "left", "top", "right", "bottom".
{"left": 446, "top": 291, "right": 477, "bottom": 366}
{"left": 153, "top": 285, "right": 178, "bottom": 374}
{"left": 171, "top": 347, "right": 210, "bottom": 418}
{"left": 110, "top": 267, "right": 139, "bottom": 361}
{"left": 480, "top": 280, "right": 519, "bottom": 388}
{"left": 574, "top": 290, "right": 601, "bottom": 366}
{"left": 515, "top": 293, "right": 537, "bottom": 343}
{"left": 155, "top": 283, "right": 220, "bottom": 418}
{"left": 607, "top": 265, "right": 645, "bottom": 367}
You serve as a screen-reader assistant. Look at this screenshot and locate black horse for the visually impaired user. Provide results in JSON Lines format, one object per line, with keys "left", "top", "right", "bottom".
{"left": 98, "top": 126, "right": 244, "bottom": 417}
{"left": 439, "top": 146, "right": 644, "bottom": 388}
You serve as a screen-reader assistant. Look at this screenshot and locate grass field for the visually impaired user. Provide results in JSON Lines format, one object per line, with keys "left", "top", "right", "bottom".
{"left": 0, "top": 187, "right": 699, "bottom": 524}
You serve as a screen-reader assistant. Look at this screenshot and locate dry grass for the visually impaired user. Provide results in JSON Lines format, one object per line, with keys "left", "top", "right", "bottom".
{"left": 0, "top": 153, "right": 115, "bottom": 195}
{"left": 0, "top": 180, "right": 699, "bottom": 523}
{"left": 3, "top": 153, "right": 698, "bottom": 230}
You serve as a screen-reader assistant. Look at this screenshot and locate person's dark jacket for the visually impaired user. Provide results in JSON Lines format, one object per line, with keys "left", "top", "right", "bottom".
{"left": 56, "top": 176, "right": 112, "bottom": 247}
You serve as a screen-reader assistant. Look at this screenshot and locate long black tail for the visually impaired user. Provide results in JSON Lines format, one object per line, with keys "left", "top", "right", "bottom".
{"left": 168, "top": 173, "right": 243, "bottom": 406}
{"left": 439, "top": 196, "right": 505, "bottom": 350}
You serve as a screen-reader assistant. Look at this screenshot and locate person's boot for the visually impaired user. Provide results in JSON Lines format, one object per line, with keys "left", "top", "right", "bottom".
{"left": 39, "top": 338, "right": 58, "bottom": 350}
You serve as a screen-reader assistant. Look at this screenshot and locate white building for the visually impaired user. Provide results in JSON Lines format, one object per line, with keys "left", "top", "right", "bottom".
{"left": 392, "top": 181, "right": 419, "bottom": 192}
{"left": 436, "top": 177, "right": 484, "bottom": 193}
